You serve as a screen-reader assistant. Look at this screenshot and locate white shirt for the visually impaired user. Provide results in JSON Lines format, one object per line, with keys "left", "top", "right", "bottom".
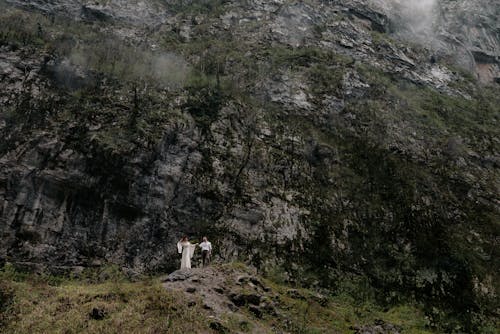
{"left": 199, "top": 241, "right": 212, "bottom": 252}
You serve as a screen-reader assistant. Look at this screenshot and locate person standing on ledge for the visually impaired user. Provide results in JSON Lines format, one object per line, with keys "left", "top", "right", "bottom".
{"left": 199, "top": 236, "right": 212, "bottom": 267}
{"left": 177, "top": 236, "right": 197, "bottom": 269}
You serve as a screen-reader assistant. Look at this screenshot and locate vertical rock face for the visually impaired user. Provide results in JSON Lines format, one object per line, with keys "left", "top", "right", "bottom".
{"left": 376, "top": 0, "right": 500, "bottom": 82}
{"left": 0, "top": 0, "right": 498, "bottom": 328}
{"left": 0, "top": 102, "right": 313, "bottom": 272}
{"left": 442, "top": 0, "right": 500, "bottom": 83}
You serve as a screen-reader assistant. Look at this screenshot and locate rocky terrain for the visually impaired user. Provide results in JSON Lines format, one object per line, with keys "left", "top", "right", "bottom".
{"left": 0, "top": 0, "right": 498, "bottom": 331}
{"left": 162, "top": 264, "right": 410, "bottom": 333}
{"left": 0, "top": 263, "right": 435, "bottom": 333}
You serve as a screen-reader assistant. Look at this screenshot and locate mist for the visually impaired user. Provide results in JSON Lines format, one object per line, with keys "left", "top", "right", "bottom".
{"left": 372, "top": 0, "right": 440, "bottom": 44}
{"left": 53, "top": 37, "right": 190, "bottom": 91}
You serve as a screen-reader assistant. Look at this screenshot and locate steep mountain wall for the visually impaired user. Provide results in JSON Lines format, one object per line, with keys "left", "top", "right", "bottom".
{"left": 380, "top": 0, "right": 500, "bottom": 83}
{"left": 0, "top": 0, "right": 498, "bottom": 329}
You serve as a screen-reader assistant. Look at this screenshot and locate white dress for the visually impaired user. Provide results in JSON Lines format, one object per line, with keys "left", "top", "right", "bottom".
{"left": 177, "top": 241, "right": 196, "bottom": 269}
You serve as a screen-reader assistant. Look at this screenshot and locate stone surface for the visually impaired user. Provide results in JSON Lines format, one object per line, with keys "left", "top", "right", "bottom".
{"left": 0, "top": 0, "right": 497, "bottom": 274}
{"left": 352, "top": 319, "right": 402, "bottom": 334}
{"left": 162, "top": 265, "right": 284, "bottom": 328}
{"left": 89, "top": 307, "right": 107, "bottom": 320}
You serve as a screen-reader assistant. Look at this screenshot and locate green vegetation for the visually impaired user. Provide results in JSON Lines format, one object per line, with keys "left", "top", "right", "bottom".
{"left": 273, "top": 61, "right": 499, "bottom": 332}
{"left": 255, "top": 58, "right": 498, "bottom": 332}
{"left": 0, "top": 264, "right": 210, "bottom": 333}
{"left": 0, "top": 3, "right": 194, "bottom": 155}
{"left": 259, "top": 276, "right": 435, "bottom": 334}
{"left": 0, "top": 2, "right": 189, "bottom": 88}
{"left": 308, "top": 63, "right": 345, "bottom": 97}
{"left": 354, "top": 63, "right": 500, "bottom": 146}
{"left": 266, "top": 46, "right": 353, "bottom": 69}
{"left": 0, "top": 263, "right": 439, "bottom": 334}
{"left": 0, "top": 2, "right": 47, "bottom": 49}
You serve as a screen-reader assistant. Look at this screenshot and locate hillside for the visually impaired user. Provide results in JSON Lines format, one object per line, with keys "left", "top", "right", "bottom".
{"left": 0, "top": 0, "right": 498, "bottom": 332}
{"left": 1, "top": 263, "right": 437, "bottom": 333}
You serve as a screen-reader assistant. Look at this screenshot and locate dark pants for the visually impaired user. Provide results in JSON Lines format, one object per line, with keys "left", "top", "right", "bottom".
{"left": 202, "top": 250, "right": 210, "bottom": 266}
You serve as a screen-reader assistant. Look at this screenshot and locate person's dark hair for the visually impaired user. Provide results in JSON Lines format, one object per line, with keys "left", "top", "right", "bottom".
{"left": 181, "top": 236, "right": 188, "bottom": 242}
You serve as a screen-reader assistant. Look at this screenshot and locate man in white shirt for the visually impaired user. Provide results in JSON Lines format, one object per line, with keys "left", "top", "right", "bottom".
{"left": 199, "top": 236, "right": 212, "bottom": 267}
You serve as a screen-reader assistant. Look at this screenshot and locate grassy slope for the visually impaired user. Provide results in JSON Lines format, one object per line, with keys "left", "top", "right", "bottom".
{"left": 0, "top": 263, "right": 435, "bottom": 334}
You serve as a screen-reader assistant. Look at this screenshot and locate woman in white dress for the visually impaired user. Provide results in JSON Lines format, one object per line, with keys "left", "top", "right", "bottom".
{"left": 177, "top": 236, "right": 198, "bottom": 269}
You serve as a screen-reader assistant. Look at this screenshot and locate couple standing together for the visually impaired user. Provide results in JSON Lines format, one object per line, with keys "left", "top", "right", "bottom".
{"left": 177, "top": 236, "right": 212, "bottom": 269}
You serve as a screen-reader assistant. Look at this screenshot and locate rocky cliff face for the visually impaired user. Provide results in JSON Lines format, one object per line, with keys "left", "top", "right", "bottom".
{"left": 396, "top": 0, "right": 499, "bottom": 83}
{"left": 0, "top": 0, "right": 498, "bottom": 330}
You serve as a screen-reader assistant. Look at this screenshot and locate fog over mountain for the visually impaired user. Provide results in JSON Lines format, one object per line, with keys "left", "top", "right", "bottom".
{"left": 374, "top": 0, "right": 438, "bottom": 37}
{"left": 371, "top": 0, "right": 499, "bottom": 81}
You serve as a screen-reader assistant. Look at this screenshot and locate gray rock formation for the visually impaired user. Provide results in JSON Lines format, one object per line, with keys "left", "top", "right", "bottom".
{"left": 0, "top": 0, "right": 498, "bottom": 329}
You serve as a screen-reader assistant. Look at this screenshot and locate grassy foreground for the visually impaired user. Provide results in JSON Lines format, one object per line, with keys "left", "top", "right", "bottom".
{"left": 0, "top": 263, "right": 437, "bottom": 334}
{"left": 0, "top": 268, "right": 208, "bottom": 333}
